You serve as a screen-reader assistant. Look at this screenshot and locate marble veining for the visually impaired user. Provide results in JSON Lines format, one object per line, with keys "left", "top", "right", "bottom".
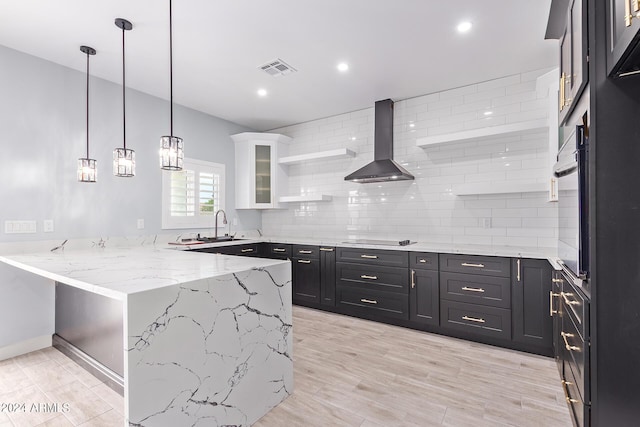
{"left": 126, "top": 264, "right": 293, "bottom": 426}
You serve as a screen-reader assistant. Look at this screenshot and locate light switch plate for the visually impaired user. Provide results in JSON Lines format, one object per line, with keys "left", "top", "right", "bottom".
{"left": 4, "top": 220, "right": 37, "bottom": 234}
{"left": 137, "top": 219, "right": 145, "bottom": 230}
{"left": 43, "top": 219, "right": 54, "bottom": 233}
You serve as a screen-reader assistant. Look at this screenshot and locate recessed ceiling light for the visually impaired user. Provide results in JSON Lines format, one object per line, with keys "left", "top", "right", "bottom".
{"left": 337, "top": 63, "right": 349, "bottom": 72}
{"left": 257, "top": 88, "right": 267, "bottom": 97}
{"left": 457, "top": 21, "right": 472, "bottom": 33}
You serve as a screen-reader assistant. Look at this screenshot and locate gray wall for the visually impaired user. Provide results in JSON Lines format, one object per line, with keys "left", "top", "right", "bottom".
{"left": 0, "top": 44, "right": 260, "bottom": 243}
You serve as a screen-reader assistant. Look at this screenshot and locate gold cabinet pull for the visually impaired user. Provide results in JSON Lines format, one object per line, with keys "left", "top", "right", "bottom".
{"left": 561, "top": 292, "right": 580, "bottom": 306}
{"left": 462, "top": 286, "right": 485, "bottom": 293}
{"left": 361, "top": 254, "right": 378, "bottom": 259}
{"left": 461, "top": 262, "right": 484, "bottom": 268}
{"left": 298, "top": 250, "right": 313, "bottom": 254}
{"left": 561, "top": 380, "right": 579, "bottom": 403}
{"left": 626, "top": 0, "right": 634, "bottom": 26}
{"left": 552, "top": 278, "right": 563, "bottom": 283}
{"left": 634, "top": 0, "right": 640, "bottom": 13}
{"left": 361, "top": 275, "right": 378, "bottom": 280}
{"left": 559, "top": 73, "right": 566, "bottom": 110}
{"left": 273, "top": 248, "right": 286, "bottom": 252}
{"left": 360, "top": 298, "right": 378, "bottom": 304}
{"left": 517, "top": 259, "right": 521, "bottom": 281}
{"left": 418, "top": 259, "right": 427, "bottom": 263}
{"left": 411, "top": 270, "right": 416, "bottom": 289}
{"left": 550, "top": 291, "right": 560, "bottom": 316}
{"left": 561, "top": 332, "right": 580, "bottom": 351}
{"left": 462, "top": 315, "right": 485, "bottom": 324}
{"left": 297, "top": 259, "right": 311, "bottom": 264}
{"left": 241, "top": 248, "right": 254, "bottom": 253}
{"left": 320, "top": 247, "right": 334, "bottom": 252}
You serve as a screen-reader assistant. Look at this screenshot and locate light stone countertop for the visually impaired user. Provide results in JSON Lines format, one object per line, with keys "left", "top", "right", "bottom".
{"left": 0, "top": 246, "right": 288, "bottom": 300}
{"left": 170, "top": 235, "right": 557, "bottom": 260}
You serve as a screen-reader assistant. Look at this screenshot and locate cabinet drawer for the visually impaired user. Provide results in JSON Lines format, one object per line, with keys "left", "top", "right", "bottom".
{"left": 440, "top": 272, "right": 511, "bottom": 309}
{"left": 336, "top": 263, "right": 408, "bottom": 293}
{"left": 293, "top": 244, "right": 319, "bottom": 259}
{"left": 440, "top": 254, "right": 511, "bottom": 277}
{"left": 233, "top": 244, "right": 261, "bottom": 256}
{"left": 266, "top": 243, "right": 292, "bottom": 259}
{"left": 561, "top": 279, "right": 589, "bottom": 337}
{"left": 563, "top": 362, "right": 590, "bottom": 427}
{"left": 337, "top": 286, "right": 408, "bottom": 320}
{"left": 409, "top": 252, "right": 438, "bottom": 270}
{"left": 337, "top": 247, "right": 408, "bottom": 267}
{"left": 562, "top": 306, "right": 589, "bottom": 403}
{"left": 440, "top": 300, "right": 511, "bottom": 340}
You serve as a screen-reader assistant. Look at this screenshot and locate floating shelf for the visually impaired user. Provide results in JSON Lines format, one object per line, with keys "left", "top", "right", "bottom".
{"left": 278, "top": 195, "right": 333, "bottom": 203}
{"left": 416, "top": 119, "right": 549, "bottom": 147}
{"left": 452, "top": 181, "right": 549, "bottom": 196}
{"left": 278, "top": 148, "right": 356, "bottom": 165}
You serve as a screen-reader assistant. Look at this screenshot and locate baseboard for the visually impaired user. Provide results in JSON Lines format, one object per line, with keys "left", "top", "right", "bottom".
{"left": 0, "top": 334, "right": 52, "bottom": 361}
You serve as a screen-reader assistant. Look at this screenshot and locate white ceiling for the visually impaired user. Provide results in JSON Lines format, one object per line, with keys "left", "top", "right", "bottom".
{"left": 0, "top": 0, "right": 556, "bottom": 131}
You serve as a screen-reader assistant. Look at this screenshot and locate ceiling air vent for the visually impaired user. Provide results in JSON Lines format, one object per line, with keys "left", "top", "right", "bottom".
{"left": 259, "top": 58, "right": 297, "bottom": 77}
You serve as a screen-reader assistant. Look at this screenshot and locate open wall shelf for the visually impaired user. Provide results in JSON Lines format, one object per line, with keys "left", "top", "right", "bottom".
{"left": 278, "top": 148, "right": 355, "bottom": 165}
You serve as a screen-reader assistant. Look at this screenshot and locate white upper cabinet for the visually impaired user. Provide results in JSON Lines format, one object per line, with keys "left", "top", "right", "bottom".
{"left": 231, "top": 132, "right": 291, "bottom": 209}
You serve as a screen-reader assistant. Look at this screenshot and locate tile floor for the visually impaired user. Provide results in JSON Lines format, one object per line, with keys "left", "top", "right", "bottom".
{"left": 0, "top": 306, "right": 572, "bottom": 426}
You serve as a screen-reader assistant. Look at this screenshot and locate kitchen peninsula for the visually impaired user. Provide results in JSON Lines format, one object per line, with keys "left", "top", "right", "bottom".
{"left": 0, "top": 247, "right": 293, "bottom": 427}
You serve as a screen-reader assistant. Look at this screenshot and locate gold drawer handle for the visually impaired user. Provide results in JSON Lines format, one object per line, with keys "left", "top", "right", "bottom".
{"left": 411, "top": 269, "right": 416, "bottom": 289}
{"left": 361, "top": 275, "right": 378, "bottom": 280}
{"left": 320, "top": 247, "right": 334, "bottom": 252}
{"left": 561, "top": 292, "right": 580, "bottom": 306}
{"left": 461, "top": 262, "right": 484, "bottom": 268}
{"left": 418, "top": 259, "right": 427, "bottom": 263}
{"left": 273, "top": 248, "right": 286, "bottom": 252}
{"left": 462, "top": 315, "right": 485, "bottom": 324}
{"left": 241, "top": 248, "right": 254, "bottom": 253}
{"left": 561, "top": 332, "right": 580, "bottom": 351}
{"left": 550, "top": 291, "right": 560, "bottom": 316}
{"left": 298, "top": 250, "right": 313, "bottom": 254}
{"left": 552, "top": 278, "right": 563, "bottom": 283}
{"left": 561, "top": 380, "right": 579, "bottom": 403}
{"left": 361, "top": 254, "right": 378, "bottom": 259}
{"left": 298, "top": 259, "right": 311, "bottom": 264}
{"left": 559, "top": 73, "right": 565, "bottom": 110}
{"left": 461, "top": 286, "right": 485, "bottom": 293}
{"left": 360, "top": 298, "right": 378, "bottom": 304}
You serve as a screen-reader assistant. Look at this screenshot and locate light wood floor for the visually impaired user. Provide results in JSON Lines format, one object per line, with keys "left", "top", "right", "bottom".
{"left": 0, "top": 306, "right": 572, "bottom": 426}
{"left": 256, "top": 306, "right": 572, "bottom": 427}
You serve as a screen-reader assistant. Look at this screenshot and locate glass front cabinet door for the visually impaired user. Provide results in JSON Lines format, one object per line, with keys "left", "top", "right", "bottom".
{"left": 231, "top": 132, "right": 291, "bottom": 209}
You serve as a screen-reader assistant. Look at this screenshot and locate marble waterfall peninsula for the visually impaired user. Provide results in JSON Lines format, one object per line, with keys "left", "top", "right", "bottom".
{"left": 0, "top": 247, "right": 293, "bottom": 426}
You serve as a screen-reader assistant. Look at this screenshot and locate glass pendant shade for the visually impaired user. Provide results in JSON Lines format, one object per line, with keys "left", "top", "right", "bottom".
{"left": 113, "top": 148, "right": 135, "bottom": 177}
{"left": 77, "top": 158, "right": 97, "bottom": 183}
{"left": 160, "top": 136, "right": 183, "bottom": 170}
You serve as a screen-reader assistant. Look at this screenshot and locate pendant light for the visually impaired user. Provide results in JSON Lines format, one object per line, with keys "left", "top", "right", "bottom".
{"left": 77, "top": 45, "right": 97, "bottom": 183}
{"left": 159, "top": 0, "right": 184, "bottom": 171}
{"left": 113, "top": 18, "right": 135, "bottom": 177}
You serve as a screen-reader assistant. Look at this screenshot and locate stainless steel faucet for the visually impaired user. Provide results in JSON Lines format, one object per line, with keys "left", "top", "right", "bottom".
{"left": 214, "top": 209, "right": 227, "bottom": 239}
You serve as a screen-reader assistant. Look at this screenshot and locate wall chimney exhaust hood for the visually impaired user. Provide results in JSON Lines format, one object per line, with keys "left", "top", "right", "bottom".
{"left": 344, "top": 99, "right": 414, "bottom": 183}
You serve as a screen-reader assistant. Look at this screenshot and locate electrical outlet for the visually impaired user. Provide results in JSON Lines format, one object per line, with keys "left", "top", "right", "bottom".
{"left": 137, "top": 219, "right": 145, "bottom": 230}
{"left": 232, "top": 217, "right": 238, "bottom": 226}
{"left": 43, "top": 219, "right": 54, "bottom": 233}
{"left": 482, "top": 218, "right": 492, "bottom": 229}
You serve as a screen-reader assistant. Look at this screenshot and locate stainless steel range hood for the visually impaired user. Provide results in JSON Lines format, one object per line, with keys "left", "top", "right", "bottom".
{"left": 344, "top": 99, "right": 414, "bottom": 183}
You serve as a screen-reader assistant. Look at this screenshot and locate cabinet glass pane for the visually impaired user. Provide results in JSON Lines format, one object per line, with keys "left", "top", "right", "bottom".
{"left": 255, "top": 145, "right": 271, "bottom": 204}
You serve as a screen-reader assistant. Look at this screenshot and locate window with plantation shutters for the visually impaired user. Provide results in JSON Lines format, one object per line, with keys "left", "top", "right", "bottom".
{"left": 162, "top": 158, "right": 225, "bottom": 229}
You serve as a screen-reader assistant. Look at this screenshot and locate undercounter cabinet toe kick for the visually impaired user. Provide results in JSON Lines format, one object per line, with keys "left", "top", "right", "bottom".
{"left": 0, "top": 248, "right": 293, "bottom": 427}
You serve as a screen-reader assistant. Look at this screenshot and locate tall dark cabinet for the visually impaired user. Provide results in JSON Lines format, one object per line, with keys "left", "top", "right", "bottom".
{"left": 548, "top": 0, "right": 640, "bottom": 424}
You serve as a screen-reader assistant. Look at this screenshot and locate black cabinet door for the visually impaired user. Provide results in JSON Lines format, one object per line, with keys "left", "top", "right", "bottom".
{"left": 607, "top": 0, "right": 640, "bottom": 75}
{"left": 320, "top": 247, "right": 336, "bottom": 307}
{"left": 512, "top": 258, "right": 553, "bottom": 350}
{"left": 559, "top": 0, "right": 588, "bottom": 123}
{"left": 552, "top": 270, "right": 564, "bottom": 374}
{"left": 409, "top": 268, "right": 439, "bottom": 326}
{"left": 292, "top": 257, "right": 320, "bottom": 303}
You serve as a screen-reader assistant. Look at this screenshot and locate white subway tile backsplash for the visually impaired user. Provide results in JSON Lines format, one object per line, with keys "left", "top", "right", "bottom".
{"left": 263, "top": 68, "right": 557, "bottom": 249}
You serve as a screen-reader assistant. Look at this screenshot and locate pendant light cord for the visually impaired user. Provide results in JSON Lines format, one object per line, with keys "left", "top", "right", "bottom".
{"left": 86, "top": 51, "right": 90, "bottom": 159}
{"left": 169, "top": 0, "right": 174, "bottom": 137}
{"left": 122, "top": 24, "right": 127, "bottom": 150}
